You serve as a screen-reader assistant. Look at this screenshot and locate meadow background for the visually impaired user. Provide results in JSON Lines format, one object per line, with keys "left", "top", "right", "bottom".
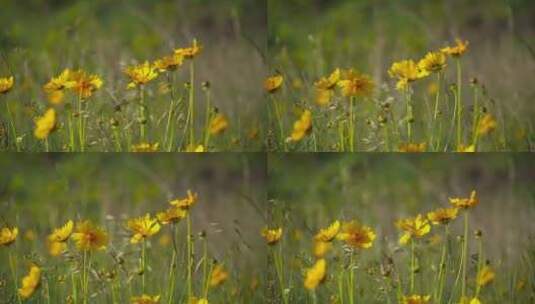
{"left": 0, "top": 153, "right": 267, "bottom": 303}
{"left": 267, "top": 153, "right": 535, "bottom": 303}
{"left": 268, "top": 0, "right": 535, "bottom": 151}
{"left": 0, "top": 0, "right": 267, "bottom": 151}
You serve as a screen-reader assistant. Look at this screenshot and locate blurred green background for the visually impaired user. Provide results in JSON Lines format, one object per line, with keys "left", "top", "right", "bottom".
{"left": 268, "top": 153, "right": 535, "bottom": 265}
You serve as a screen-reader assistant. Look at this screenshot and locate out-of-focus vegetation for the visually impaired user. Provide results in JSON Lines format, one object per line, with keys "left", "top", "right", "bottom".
{"left": 267, "top": 0, "right": 535, "bottom": 151}
{"left": 0, "top": 0, "right": 266, "bottom": 151}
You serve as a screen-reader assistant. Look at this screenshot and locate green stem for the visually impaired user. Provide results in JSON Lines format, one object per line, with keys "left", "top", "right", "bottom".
{"left": 141, "top": 240, "right": 146, "bottom": 294}
{"left": 71, "top": 269, "right": 78, "bottom": 304}
{"left": 113, "top": 127, "right": 121, "bottom": 152}
{"left": 188, "top": 61, "right": 195, "bottom": 146}
{"left": 68, "top": 112, "right": 75, "bottom": 151}
{"left": 186, "top": 214, "right": 192, "bottom": 301}
{"left": 78, "top": 94, "right": 84, "bottom": 152}
{"left": 461, "top": 212, "right": 469, "bottom": 298}
{"left": 5, "top": 100, "right": 20, "bottom": 151}
{"left": 348, "top": 251, "right": 355, "bottom": 304}
{"left": 456, "top": 59, "right": 463, "bottom": 148}
{"left": 436, "top": 225, "right": 449, "bottom": 303}
{"left": 139, "top": 86, "right": 146, "bottom": 142}
{"left": 167, "top": 225, "right": 178, "bottom": 304}
{"left": 9, "top": 250, "right": 22, "bottom": 304}
{"left": 410, "top": 239, "right": 415, "bottom": 294}
{"left": 405, "top": 89, "right": 413, "bottom": 143}
{"left": 471, "top": 86, "right": 480, "bottom": 148}
{"left": 349, "top": 97, "right": 356, "bottom": 152}
{"left": 432, "top": 72, "right": 442, "bottom": 150}
{"left": 203, "top": 89, "right": 212, "bottom": 148}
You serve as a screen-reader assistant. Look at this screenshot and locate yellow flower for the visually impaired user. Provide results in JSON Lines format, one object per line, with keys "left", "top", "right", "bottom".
{"left": 0, "top": 76, "right": 14, "bottom": 94}
{"left": 289, "top": 109, "right": 312, "bottom": 142}
{"left": 209, "top": 113, "right": 229, "bottom": 135}
{"left": 48, "top": 220, "right": 74, "bottom": 242}
{"left": 43, "top": 69, "right": 76, "bottom": 104}
{"left": 337, "top": 221, "right": 376, "bottom": 249}
{"left": 459, "top": 297, "right": 481, "bottom": 304}
{"left": 314, "top": 69, "right": 340, "bottom": 105}
{"left": 71, "top": 220, "right": 109, "bottom": 251}
{"left": 131, "top": 294, "right": 161, "bottom": 304}
{"left": 33, "top": 108, "right": 57, "bottom": 140}
{"left": 132, "top": 142, "right": 160, "bottom": 152}
{"left": 400, "top": 294, "right": 431, "bottom": 304}
{"left": 126, "top": 213, "right": 161, "bottom": 244}
{"left": 388, "top": 60, "right": 427, "bottom": 91}
{"left": 457, "top": 144, "right": 475, "bottom": 152}
{"left": 153, "top": 53, "right": 184, "bottom": 72}
{"left": 169, "top": 190, "right": 198, "bottom": 210}
{"left": 189, "top": 297, "right": 209, "bottom": 304}
{"left": 477, "top": 114, "right": 497, "bottom": 136}
{"left": 264, "top": 74, "right": 283, "bottom": 93}
{"left": 314, "top": 220, "right": 340, "bottom": 242}
{"left": 441, "top": 39, "right": 469, "bottom": 57}
{"left": 395, "top": 214, "right": 431, "bottom": 245}
{"left": 124, "top": 61, "right": 159, "bottom": 88}
{"left": 174, "top": 39, "right": 202, "bottom": 59}
{"left": 18, "top": 265, "right": 41, "bottom": 299}
{"left": 47, "top": 241, "right": 67, "bottom": 257}
{"left": 304, "top": 259, "right": 326, "bottom": 290}
{"left": 427, "top": 207, "right": 458, "bottom": 225}
{"left": 398, "top": 142, "right": 426, "bottom": 152}
{"left": 261, "top": 227, "right": 282, "bottom": 245}
{"left": 185, "top": 144, "right": 205, "bottom": 152}
{"left": 209, "top": 264, "right": 229, "bottom": 287}
{"left": 157, "top": 206, "right": 187, "bottom": 225}
{"left": 476, "top": 265, "right": 495, "bottom": 287}
{"left": 313, "top": 240, "right": 332, "bottom": 258}
{"left": 69, "top": 70, "right": 103, "bottom": 99}
{"left": 418, "top": 51, "right": 447, "bottom": 74}
{"left": 449, "top": 190, "right": 478, "bottom": 209}
{"left": 0, "top": 226, "right": 18, "bottom": 246}
{"left": 338, "top": 70, "right": 374, "bottom": 97}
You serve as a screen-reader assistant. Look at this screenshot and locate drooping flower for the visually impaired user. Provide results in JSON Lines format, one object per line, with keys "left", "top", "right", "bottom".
{"left": 132, "top": 142, "right": 160, "bottom": 152}
{"left": 264, "top": 74, "right": 283, "bottom": 93}
{"left": 457, "top": 144, "right": 475, "bottom": 152}
{"left": 69, "top": 70, "right": 103, "bottom": 99}
{"left": 47, "top": 220, "right": 74, "bottom": 256}
{"left": 395, "top": 214, "right": 431, "bottom": 245}
{"left": 476, "top": 265, "right": 496, "bottom": 287}
{"left": 169, "top": 190, "right": 198, "bottom": 210}
{"left": 126, "top": 213, "right": 161, "bottom": 244}
{"left": 209, "top": 113, "right": 229, "bottom": 135}
{"left": 441, "top": 39, "right": 469, "bottom": 57}
{"left": 314, "top": 68, "right": 340, "bottom": 105}
{"left": 400, "top": 294, "right": 431, "bottom": 304}
{"left": 449, "top": 190, "right": 478, "bottom": 209}
{"left": 33, "top": 108, "right": 57, "bottom": 140}
{"left": 153, "top": 53, "right": 184, "bottom": 72}
{"left": 337, "top": 221, "right": 376, "bottom": 249}
{"left": 43, "top": 69, "right": 76, "bottom": 104}
{"left": 174, "top": 39, "right": 202, "bottom": 59}
{"left": 427, "top": 207, "right": 458, "bottom": 225}
{"left": 18, "top": 264, "right": 41, "bottom": 299}
{"left": 304, "top": 259, "right": 326, "bottom": 290}
{"left": 388, "top": 60, "right": 428, "bottom": 91}
{"left": 124, "top": 61, "right": 159, "bottom": 89}
{"left": 185, "top": 144, "right": 205, "bottom": 152}
{"left": 0, "top": 76, "right": 14, "bottom": 94}
{"left": 338, "top": 69, "right": 374, "bottom": 97}
{"left": 313, "top": 240, "right": 332, "bottom": 258}
{"left": 130, "top": 294, "right": 161, "bottom": 304}
{"left": 261, "top": 227, "right": 282, "bottom": 245}
{"left": 418, "top": 51, "right": 447, "bottom": 74}
{"left": 314, "top": 220, "right": 340, "bottom": 242}
{"left": 398, "top": 142, "right": 426, "bottom": 152}
{"left": 157, "top": 206, "right": 187, "bottom": 225}
{"left": 71, "top": 220, "right": 109, "bottom": 251}
{"left": 289, "top": 110, "right": 312, "bottom": 142}
{"left": 477, "top": 114, "right": 497, "bottom": 136}
{"left": 209, "top": 264, "right": 229, "bottom": 287}
{"left": 0, "top": 226, "right": 18, "bottom": 246}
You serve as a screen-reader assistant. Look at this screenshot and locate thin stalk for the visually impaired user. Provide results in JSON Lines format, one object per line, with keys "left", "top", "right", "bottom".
{"left": 78, "top": 94, "right": 84, "bottom": 152}
{"left": 338, "top": 267, "right": 345, "bottom": 304}
{"left": 164, "top": 98, "right": 176, "bottom": 150}
{"left": 141, "top": 240, "right": 146, "bottom": 293}
{"left": 5, "top": 100, "right": 20, "bottom": 151}
{"left": 186, "top": 214, "right": 192, "bottom": 301}
{"left": 71, "top": 270, "right": 78, "bottom": 304}
{"left": 272, "top": 246, "right": 288, "bottom": 304}
{"left": 348, "top": 251, "right": 355, "bottom": 304}
{"left": 203, "top": 89, "right": 212, "bottom": 148}
{"left": 461, "top": 212, "right": 469, "bottom": 298}
{"left": 338, "top": 121, "right": 345, "bottom": 152}
{"left": 167, "top": 225, "right": 178, "bottom": 304}
{"left": 471, "top": 86, "right": 480, "bottom": 148}
{"left": 475, "top": 236, "right": 484, "bottom": 298}
{"left": 188, "top": 61, "right": 195, "bottom": 146}
{"left": 410, "top": 239, "right": 416, "bottom": 293}
{"left": 311, "top": 290, "right": 318, "bottom": 304}
{"left": 139, "top": 86, "right": 146, "bottom": 142}
{"left": 68, "top": 112, "right": 75, "bottom": 151}
{"left": 432, "top": 72, "right": 442, "bottom": 150}
{"left": 272, "top": 98, "right": 285, "bottom": 149}
{"left": 45, "top": 137, "right": 50, "bottom": 152}
{"left": 456, "top": 59, "right": 463, "bottom": 148}
{"left": 9, "top": 250, "right": 22, "bottom": 304}
{"left": 82, "top": 250, "right": 88, "bottom": 304}
{"left": 113, "top": 127, "right": 121, "bottom": 152}
{"left": 348, "top": 97, "right": 356, "bottom": 152}
{"left": 405, "top": 89, "right": 413, "bottom": 143}
{"left": 436, "top": 225, "right": 449, "bottom": 303}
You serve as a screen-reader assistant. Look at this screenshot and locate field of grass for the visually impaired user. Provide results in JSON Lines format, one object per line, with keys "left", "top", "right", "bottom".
{"left": 266, "top": 153, "right": 535, "bottom": 303}
{"left": 0, "top": 154, "right": 266, "bottom": 303}
{"left": 267, "top": 0, "right": 535, "bottom": 151}
{"left": 0, "top": 0, "right": 266, "bottom": 152}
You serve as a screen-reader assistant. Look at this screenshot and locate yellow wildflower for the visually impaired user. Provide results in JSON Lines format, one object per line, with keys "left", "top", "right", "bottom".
{"left": 395, "top": 214, "right": 431, "bottom": 245}
{"left": 290, "top": 109, "right": 312, "bottom": 142}
{"left": 47, "top": 220, "right": 74, "bottom": 256}
{"left": 427, "top": 207, "right": 458, "bottom": 225}
{"left": 185, "top": 144, "right": 205, "bottom": 152}
{"left": 314, "top": 220, "right": 340, "bottom": 242}
{"left": 157, "top": 206, "right": 187, "bottom": 225}
{"left": 174, "top": 39, "right": 202, "bottom": 59}
{"left": 418, "top": 51, "right": 446, "bottom": 74}
{"left": 388, "top": 60, "right": 427, "bottom": 91}
{"left": 449, "top": 190, "right": 478, "bottom": 209}
{"left": 400, "top": 294, "right": 431, "bottom": 304}
{"left": 153, "top": 53, "right": 184, "bottom": 72}
{"left": 209, "top": 264, "right": 229, "bottom": 287}
{"left": 338, "top": 70, "right": 374, "bottom": 97}
{"left": 304, "top": 259, "right": 326, "bottom": 290}
{"left": 131, "top": 294, "right": 161, "bottom": 304}
{"left": 43, "top": 69, "right": 76, "bottom": 104}
{"left": 261, "top": 227, "right": 282, "bottom": 245}
{"left": 477, "top": 114, "right": 497, "bottom": 136}
{"left": 457, "top": 144, "right": 475, "bottom": 152}
{"left": 264, "top": 74, "right": 283, "bottom": 93}
{"left": 398, "top": 142, "right": 426, "bottom": 152}
{"left": 441, "top": 39, "right": 469, "bottom": 57}
{"left": 0, "top": 76, "right": 14, "bottom": 94}
{"left": 124, "top": 61, "right": 159, "bottom": 89}
{"left": 18, "top": 265, "right": 41, "bottom": 299}
{"left": 209, "top": 113, "right": 229, "bottom": 135}
{"left": 71, "top": 220, "right": 109, "bottom": 251}
{"left": 126, "top": 213, "right": 161, "bottom": 244}
{"left": 169, "top": 190, "right": 198, "bottom": 209}
{"left": 69, "top": 70, "right": 103, "bottom": 99}
{"left": 459, "top": 297, "right": 481, "bottom": 304}
{"left": 313, "top": 240, "right": 332, "bottom": 258}
{"left": 0, "top": 226, "right": 18, "bottom": 246}
{"left": 132, "top": 142, "right": 160, "bottom": 152}
{"left": 337, "top": 221, "right": 376, "bottom": 249}
{"left": 476, "top": 265, "right": 495, "bottom": 287}
{"left": 314, "top": 69, "right": 340, "bottom": 105}
{"left": 33, "top": 108, "right": 57, "bottom": 140}
{"left": 189, "top": 297, "right": 209, "bottom": 304}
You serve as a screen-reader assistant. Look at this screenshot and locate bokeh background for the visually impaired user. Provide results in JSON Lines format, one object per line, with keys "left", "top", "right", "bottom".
{"left": 268, "top": 153, "right": 535, "bottom": 267}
